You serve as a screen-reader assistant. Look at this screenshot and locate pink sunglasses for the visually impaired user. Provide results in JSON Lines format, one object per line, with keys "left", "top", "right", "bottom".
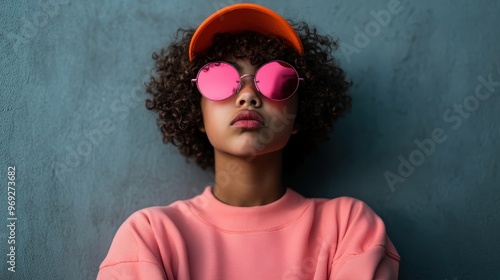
{"left": 191, "top": 60, "right": 304, "bottom": 101}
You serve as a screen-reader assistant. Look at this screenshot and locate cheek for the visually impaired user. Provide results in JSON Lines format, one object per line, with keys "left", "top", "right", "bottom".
{"left": 267, "top": 96, "right": 299, "bottom": 127}
{"left": 200, "top": 99, "right": 230, "bottom": 138}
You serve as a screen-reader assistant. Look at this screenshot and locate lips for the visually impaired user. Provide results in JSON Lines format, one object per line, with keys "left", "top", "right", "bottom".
{"left": 230, "top": 110, "right": 265, "bottom": 126}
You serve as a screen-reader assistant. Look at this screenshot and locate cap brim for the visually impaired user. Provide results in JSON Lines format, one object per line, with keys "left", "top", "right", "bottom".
{"left": 189, "top": 3, "right": 303, "bottom": 61}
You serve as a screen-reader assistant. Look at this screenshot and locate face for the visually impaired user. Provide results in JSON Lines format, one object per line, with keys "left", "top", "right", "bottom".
{"left": 199, "top": 58, "right": 300, "bottom": 159}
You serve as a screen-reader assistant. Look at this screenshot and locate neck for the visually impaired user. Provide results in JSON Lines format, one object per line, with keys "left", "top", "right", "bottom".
{"left": 212, "top": 149, "right": 285, "bottom": 207}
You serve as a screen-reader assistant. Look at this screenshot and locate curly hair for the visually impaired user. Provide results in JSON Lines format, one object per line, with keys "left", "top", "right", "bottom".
{"left": 145, "top": 21, "right": 352, "bottom": 179}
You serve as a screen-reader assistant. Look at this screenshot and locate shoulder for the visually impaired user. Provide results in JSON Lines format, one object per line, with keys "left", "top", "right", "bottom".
{"left": 324, "top": 195, "right": 369, "bottom": 207}
{"left": 312, "top": 196, "right": 395, "bottom": 252}
{"left": 119, "top": 200, "right": 192, "bottom": 231}
{"left": 314, "top": 196, "right": 380, "bottom": 223}
{"left": 318, "top": 197, "right": 401, "bottom": 277}
{"left": 101, "top": 202, "right": 192, "bottom": 261}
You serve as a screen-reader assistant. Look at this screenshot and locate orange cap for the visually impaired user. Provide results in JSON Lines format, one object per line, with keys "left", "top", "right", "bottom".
{"left": 189, "top": 3, "right": 304, "bottom": 61}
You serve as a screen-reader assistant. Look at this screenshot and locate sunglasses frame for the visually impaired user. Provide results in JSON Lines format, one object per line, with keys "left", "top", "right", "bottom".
{"left": 191, "top": 60, "right": 304, "bottom": 101}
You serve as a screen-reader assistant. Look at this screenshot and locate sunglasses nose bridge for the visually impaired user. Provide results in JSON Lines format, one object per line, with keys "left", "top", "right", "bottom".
{"left": 235, "top": 73, "right": 263, "bottom": 106}
{"left": 240, "top": 74, "right": 254, "bottom": 79}
{"left": 238, "top": 73, "right": 258, "bottom": 90}
{"left": 239, "top": 73, "right": 255, "bottom": 82}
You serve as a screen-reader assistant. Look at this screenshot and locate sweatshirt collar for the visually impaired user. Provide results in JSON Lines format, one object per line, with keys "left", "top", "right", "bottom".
{"left": 186, "top": 186, "right": 311, "bottom": 233}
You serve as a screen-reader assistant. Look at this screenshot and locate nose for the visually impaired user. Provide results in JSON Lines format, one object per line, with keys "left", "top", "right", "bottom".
{"left": 235, "top": 74, "right": 262, "bottom": 107}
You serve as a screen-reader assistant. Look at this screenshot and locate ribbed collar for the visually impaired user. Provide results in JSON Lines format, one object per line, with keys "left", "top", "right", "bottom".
{"left": 186, "top": 186, "right": 311, "bottom": 233}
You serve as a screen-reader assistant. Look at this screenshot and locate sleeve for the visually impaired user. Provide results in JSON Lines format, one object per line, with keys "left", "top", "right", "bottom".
{"left": 329, "top": 198, "right": 400, "bottom": 280}
{"left": 97, "top": 210, "right": 168, "bottom": 280}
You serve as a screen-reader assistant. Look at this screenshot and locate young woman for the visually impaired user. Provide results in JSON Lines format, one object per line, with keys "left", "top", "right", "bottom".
{"left": 98, "top": 3, "right": 400, "bottom": 279}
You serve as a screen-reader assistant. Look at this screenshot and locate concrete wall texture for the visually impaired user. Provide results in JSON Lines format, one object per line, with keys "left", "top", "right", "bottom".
{"left": 1, "top": 0, "right": 499, "bottom": 279}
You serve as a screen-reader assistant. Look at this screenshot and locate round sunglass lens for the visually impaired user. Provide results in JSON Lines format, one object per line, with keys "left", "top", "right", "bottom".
{"left": 197, "top": 62, "right": 240, "bottom": 101}
{"left": 255, "top": 61, "right": 299, "bottom": 100}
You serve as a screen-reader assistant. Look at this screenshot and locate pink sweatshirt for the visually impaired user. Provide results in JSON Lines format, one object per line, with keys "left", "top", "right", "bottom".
{"left": 98, "top": 186, "right": 400, "bottom": 279}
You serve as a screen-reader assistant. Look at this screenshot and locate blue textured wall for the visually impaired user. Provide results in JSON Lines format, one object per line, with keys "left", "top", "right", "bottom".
{"left": 1, "top": 0, "right": 499, "bottom": 279}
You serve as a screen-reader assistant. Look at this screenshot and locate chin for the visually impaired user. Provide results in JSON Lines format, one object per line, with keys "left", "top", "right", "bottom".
{"left": 213, "top": 136, "right": 287, "bottom": 158}
{"left": 235, "top": 145, "right": 285, "bottom": 160}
